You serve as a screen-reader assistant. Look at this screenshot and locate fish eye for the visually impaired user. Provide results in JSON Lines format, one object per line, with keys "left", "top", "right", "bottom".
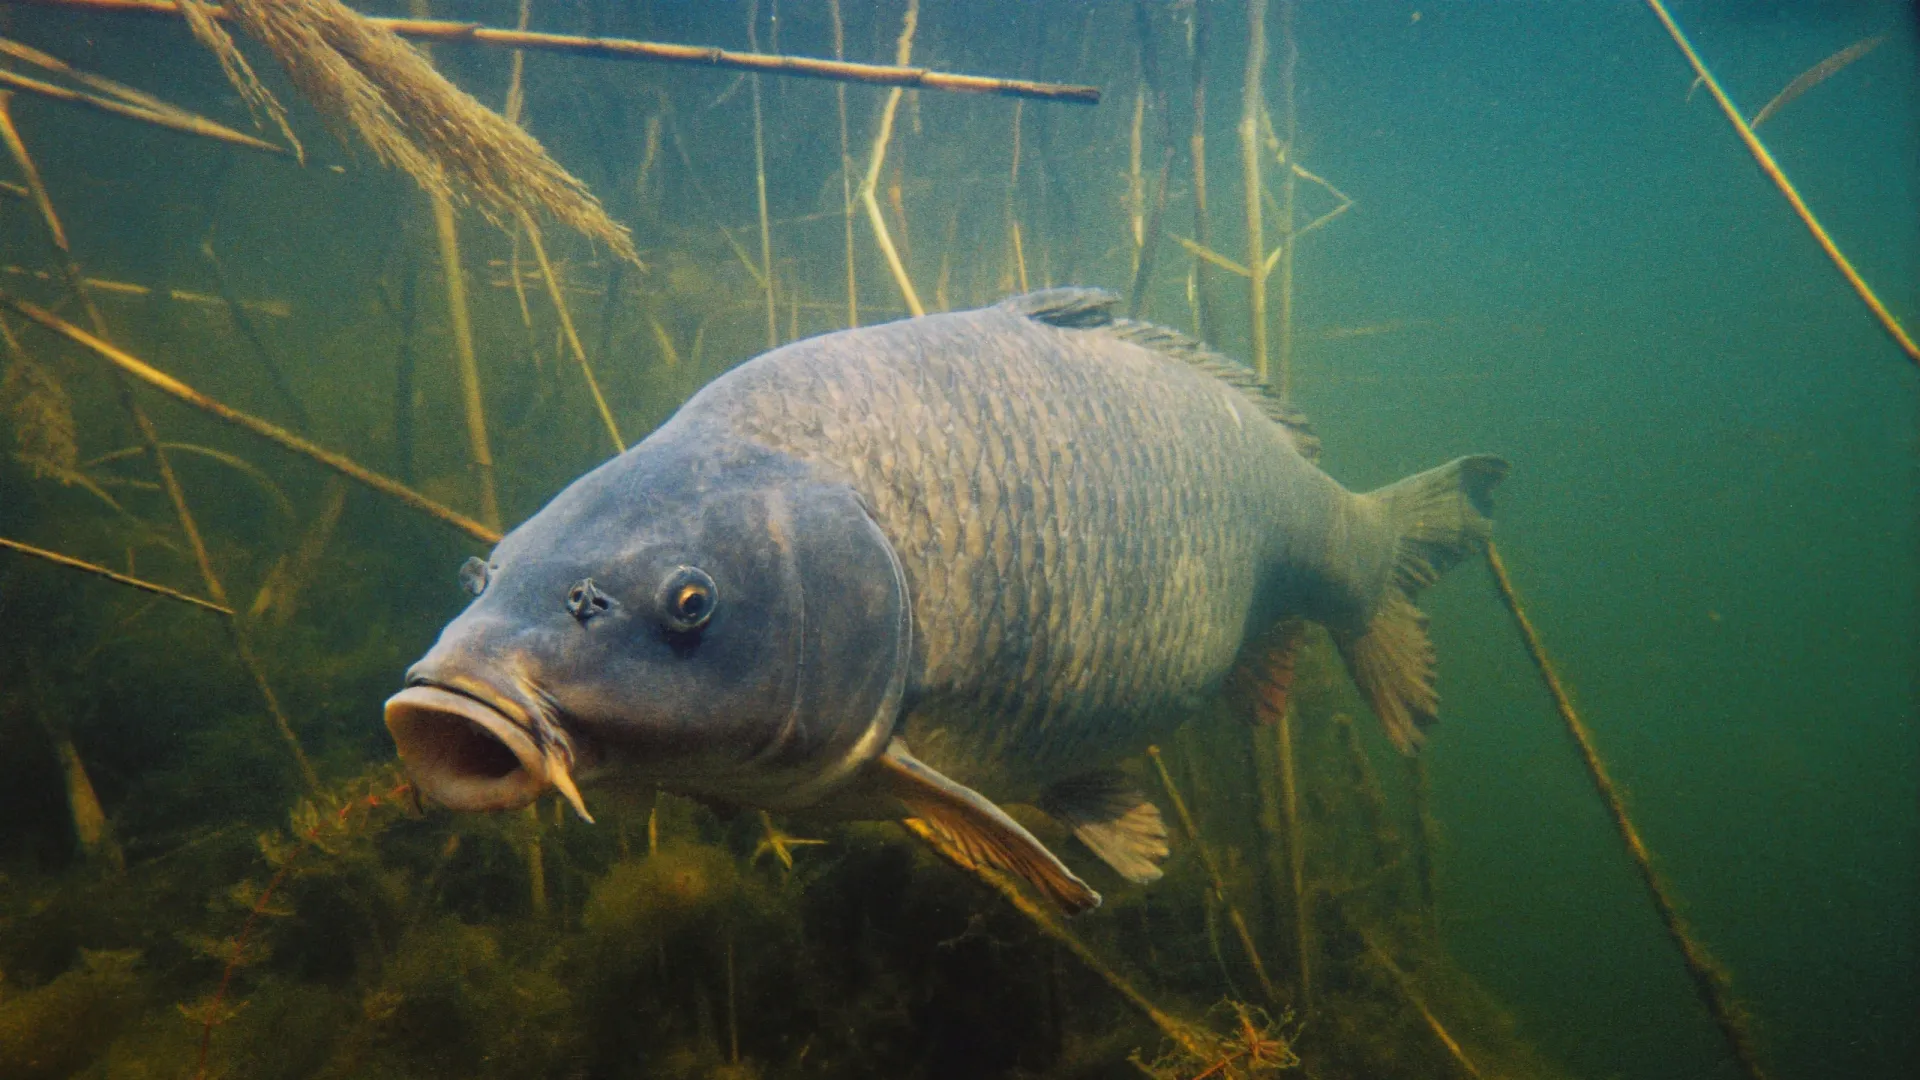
{"left": 658, "top": 566, "right": 717, "bottom": 633}
{"left": 458, "top": 556, "right": 491, "bottom": 597}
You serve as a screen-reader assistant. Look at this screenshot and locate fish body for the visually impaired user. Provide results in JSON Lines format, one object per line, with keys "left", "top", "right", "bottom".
{"left": 386, "top": 289, "right": 1505, "bottom": 912}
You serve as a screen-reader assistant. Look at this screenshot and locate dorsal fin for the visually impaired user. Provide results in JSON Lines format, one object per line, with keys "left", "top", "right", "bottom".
{"left": 999, "top": 288, "right": 1320, "bottom": 461}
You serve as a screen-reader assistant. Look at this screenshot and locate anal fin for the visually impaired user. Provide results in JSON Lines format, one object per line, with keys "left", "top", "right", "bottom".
{"left": 1037, "top": 771, "right": 1169, "bottom": 884}
{"left": 1336, "top": 591, "right": 1438, "bottom": 752}
{"left": 1233, "top": 618, "right": 1309, "bottom": 725}
{"left": 875, "top": 739, "right": 1101, "bottom": 914}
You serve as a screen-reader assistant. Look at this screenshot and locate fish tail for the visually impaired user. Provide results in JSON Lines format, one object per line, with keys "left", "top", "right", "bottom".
{"left": 1337, "top": 455, "right": 1509, "bottom": 751}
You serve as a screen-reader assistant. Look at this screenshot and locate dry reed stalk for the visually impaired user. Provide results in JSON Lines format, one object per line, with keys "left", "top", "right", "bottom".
{"left": 970, "top": 862, "right": 1209, "bottom": 1058}
{"left": 1147, "top": 744, "right": 1278, "bottom": 1005}
{"left": 1750, "top": 35, "right": 1884, "bottom": 129}
{"left": 430, "top": 195, "right": 501, "bottom": 531}
{"left": 519, "top": 211, "right": 623, "bottom": 453}
{"left": 0, "top": 535, "right": 232, "bottom": 614}
{"left": 0, "top": 94, "right": 318, "bottom": 790}
{"left": 1238, "top": 0, "right": 1269, "bottom": 382}
{"left": 747, "top": 0, "right": 778, "bottom": 350}
{"left": 1641, "top": 0, "right": 1917, "bottom": 366}
{"left": 0, "top": 294, "right": 501, "bottom": 543}
{"left": 501, "top": 0, "right": 531, "bottom": 125}
{"left": 0, "top": 66, "right": 284, "bottom": 152}
{"left": 1487, "top": 542, "right": 1769, "bottom": 1080}
{"left": 1273, "top": 712, "right": 1308, "bottom": 1000}
{"left": 25, "top": 0, "right": 1103, "bottom": 104}
{"left": 1272, "top": 1, "right": 1297, "bottom": 398}
{"left": 1005, "top": 100, "right": 1029, "bottom": 294}
{"left": 0, "top": 266, "right": 291, "bottom": 316}
{"left": 1187, "top": 0, "right": 1217, "bottom": 340}
{"left": 857, "top": 0, "right": 924, "bottom": 317}
{"left": 828, "top": 0, "right": 857, "bottom": 327}
{"left": 1125, "top": 0, "right": 1177, "bottom": 320}
{"left": 1128, "top": 87, "right": 1147, "bottom": 281}
{"left": 1353, "top": 925, "right": 1483, "bottom": 1079}
{"left": 1172, "top": 234, "right": 1250, "bottom": 278}
{"left": 1407, "top": 753, "right": 1437, "bottom": 917}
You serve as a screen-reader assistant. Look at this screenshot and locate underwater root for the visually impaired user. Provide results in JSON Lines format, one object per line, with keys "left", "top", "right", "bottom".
{"left": 0, "top": 294, "right": 502, "bottom": 544}
{"left": 1487, "top": 542, "right": 1770, "bottom": 1080}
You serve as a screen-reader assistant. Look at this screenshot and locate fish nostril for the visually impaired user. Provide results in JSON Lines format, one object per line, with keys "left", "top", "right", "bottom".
{"left": 566, "top": 578, "right": 612, "bottom": 621}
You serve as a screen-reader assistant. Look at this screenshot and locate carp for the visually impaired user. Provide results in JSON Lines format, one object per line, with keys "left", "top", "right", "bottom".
{"left": 385, "top": 288, "right": 1506, "bottom": 912}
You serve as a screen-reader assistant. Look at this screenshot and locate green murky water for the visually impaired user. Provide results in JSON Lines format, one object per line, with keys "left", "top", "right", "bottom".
{"left": 0, "top": 2, "right": 1912, "bottom": 1078}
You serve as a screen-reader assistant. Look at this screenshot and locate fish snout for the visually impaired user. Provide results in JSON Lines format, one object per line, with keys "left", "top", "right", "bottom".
{"left": 384, "top": 684, "right": 594, "bottom": 822}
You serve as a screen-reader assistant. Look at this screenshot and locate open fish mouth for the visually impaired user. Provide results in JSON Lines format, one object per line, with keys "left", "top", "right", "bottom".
{"left": 384, "top": 683, "right": 593, "bottom": 822}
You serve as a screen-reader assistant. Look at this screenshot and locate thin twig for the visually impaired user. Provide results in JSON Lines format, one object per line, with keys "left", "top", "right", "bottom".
{"left": 0, "top": 535, "right": 232, "bottom": 614}
{"left": 828, "top": 0, "right": 857, "bottom": 327}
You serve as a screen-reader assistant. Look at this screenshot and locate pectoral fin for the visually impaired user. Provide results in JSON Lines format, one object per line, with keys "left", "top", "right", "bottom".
{"left": 875, "top": 739, "right": 1101, "bottom": 914}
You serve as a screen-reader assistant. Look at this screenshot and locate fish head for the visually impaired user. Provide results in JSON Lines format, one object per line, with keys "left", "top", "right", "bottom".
{"left": 384, "top": 441, "right": 911, "bottom": 822}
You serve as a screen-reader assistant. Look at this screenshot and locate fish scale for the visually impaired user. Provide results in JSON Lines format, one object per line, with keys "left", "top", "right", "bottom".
{"left": 696, "top": 297, "right": 1288, "bottom": 794}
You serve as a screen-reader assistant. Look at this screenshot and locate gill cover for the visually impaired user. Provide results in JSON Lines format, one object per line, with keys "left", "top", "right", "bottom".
{"left": 735, "top": 480, "right": 912, "bottom": 809}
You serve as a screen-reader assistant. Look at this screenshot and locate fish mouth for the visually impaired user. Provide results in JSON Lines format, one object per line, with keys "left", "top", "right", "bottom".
{"left": 383, "top": 683, "right": 594, "bottom": 822}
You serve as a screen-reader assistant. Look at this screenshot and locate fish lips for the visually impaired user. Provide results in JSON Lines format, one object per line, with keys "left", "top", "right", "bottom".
{"left": 384, "top": 683, "right": 594, "bottom": 822}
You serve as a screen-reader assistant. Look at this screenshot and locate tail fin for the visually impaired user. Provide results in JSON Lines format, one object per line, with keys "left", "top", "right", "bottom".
{"left": 1338, "top": 455, "right": 1508, "bottom": 751}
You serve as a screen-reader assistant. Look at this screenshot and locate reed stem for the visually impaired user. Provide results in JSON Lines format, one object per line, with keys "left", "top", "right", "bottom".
{"left": 519, "top": 210, "right": 623, "bottom": 453}
{"left": 1238, "top": 0, "right": 1269, "bottom": 382}
{"left": 1487, "top": 542, "right": 1769, "bottom": 1080}
{"left": 857, "top": 0, "right": 923, "bottom": 317}
{"left": 1273, "top": 0, "right": 1297, "bottom": 398}
{"left": 828, "top": 0, "right": 857, "bottom": 328}
{"left": 1147, "top": 744, "right": 1278, "bottom": 1004}
{"left": 1187, "top": 0, "right": 1217, "bottom": 340}
{"left": 971, "top": 862, "right": 1208, "bottom": 1059}
{"left": 1640, "top": 0, "right": 1918, "bottom": 366}
{"left": 430, "top": 195, "right": 501, "bottom": 532}
{"left": 747, "top": 0, "right": 778, "bottom": 349}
